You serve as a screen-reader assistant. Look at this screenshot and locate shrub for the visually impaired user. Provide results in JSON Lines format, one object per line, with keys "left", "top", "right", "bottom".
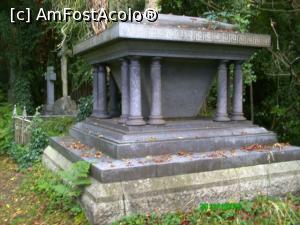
{"left": 0, "top": 103, "right": 13, "bottom": 155}
{"left": 40, "top": 117, "right": 74, "bottom": 137}
{"left": 7, "top": 111, "right": 48, "bottom": 169}
{"left": 76, "top": 95, "right": 93, "bottom": 122}
{"left": 33, "top": 161, "right": 91, "bottom": 214}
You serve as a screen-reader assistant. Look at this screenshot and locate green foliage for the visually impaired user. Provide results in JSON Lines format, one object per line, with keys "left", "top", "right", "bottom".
{"left": 7, "top": 111, "right": 48, "bottom": 169}
{"left": 45, "top": 0, "right": 91, "bottom": 47}
{"left": 14, "top": 68, "right": 35, "bottom": 114}
{"left": 33, "top": 161, "right": 91, "bottom": 214}
{"left": 40, "top": 117, "right": 75, "bottom": 137}
{"left": 7, "top": 111, "right": 74, "bottom": 169}
{"left": 113, "top": 195, "right": 300, "bottom": 225}
{"left": 0, "top": 88, "right": 6, "bottom": 103}
{"left": 69, "top": 58, "right": 92, "bottom": 92}
{"left": 29, "top": 112, "right": 49, "bottom": 155}
{"left": 110, "top": 0, "right": 146, "bottom": 12}
{"left": 77, "top": 95, "right": 93, "bottom": 122}
{"left": 0, "top": 103, "right": 13, "bottom": 155}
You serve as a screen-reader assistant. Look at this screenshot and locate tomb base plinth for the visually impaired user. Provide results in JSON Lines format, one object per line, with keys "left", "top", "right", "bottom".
{"left": 43, "top": 143, "right": 300, "bottom": 225}
{"left": 68, "top": 118, "right": 277, "bottom": 159}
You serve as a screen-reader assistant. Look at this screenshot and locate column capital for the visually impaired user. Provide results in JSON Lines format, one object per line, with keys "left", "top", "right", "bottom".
{"left": 97, "top": 64, "right": 106, "bottom": 72}
{"left": 129, "top": 55, "right": 141, "bottom": 60}
{"left": 152, "top": 56, "right": 162, "bottom": 61}
{"left": 220, "top": 59, "right": 229, "bottom": 64}
{"left": 235, "top": 60, "right": 244, "bottom": 66}
{"left": 119, "top": 57, "right": 129, "bottom": 63}
{"left": 92, "top": 64, "right": 98, "bottom": 73}
{"left": 218, "top": 60, "right": 229, "bottom": 71}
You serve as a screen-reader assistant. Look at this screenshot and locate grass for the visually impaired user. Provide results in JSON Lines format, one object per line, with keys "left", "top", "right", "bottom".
{"left": 0, "top": 155, "right": 89, "bottom": 225}
{"left": 114, "top": 196, "right": 300, "bottom": 225}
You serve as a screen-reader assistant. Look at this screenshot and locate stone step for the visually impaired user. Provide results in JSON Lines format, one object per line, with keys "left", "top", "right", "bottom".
{"left": 49, "top": 136, "right": 300, "bottom": 183}
{"left": 69, "top": 120, "right": 277, "bottom": 159}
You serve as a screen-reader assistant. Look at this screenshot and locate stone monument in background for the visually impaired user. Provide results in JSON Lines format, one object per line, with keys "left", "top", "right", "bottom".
{"left": 53, "top": 42, "right": 77, "bottom": 115}
{"left": 44, "top": 66, "right": 56, "bottom": 114}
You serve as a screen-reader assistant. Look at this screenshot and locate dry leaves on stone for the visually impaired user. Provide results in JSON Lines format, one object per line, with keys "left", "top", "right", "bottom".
{"left": 241, "top": 144, "right": 270, "bottom": 152}
{"left": 95, "top": 152, "right": 102, "bottom": 158}
{"left": 206, "top": 150, "right": 227, "bottom": 158}
{"left": 122, "top": 159, "right": 133, "bottom": 167}
{"left": 152, "top": 154, "right": 172, "bottom": 164}
{"left": 177, "top": 150, "right": 190, "bottom": 157}
{"left": 273, "top": 142, "right": 290, "bottom": 149}
{"left": 81, "top": 151, "right": 103, "bottom": 159}
{"left": 80, "top": 153, "right": 94, "bottom": 158}
{"left": 242, "top": 143, "right": 290, "bottom": 152}
{"left": 66, "top": 141, "right": 89, "bottom": 151}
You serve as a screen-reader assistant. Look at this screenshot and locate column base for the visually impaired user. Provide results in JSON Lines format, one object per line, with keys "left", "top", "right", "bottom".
{"left": 231, "top": 113, "right": 246, "bottom": 121}
{"left": 214, "top": 113, "right": 230, "bottom": 122}
{"left": 110, "top": 110, "right": 120, "bottom": 118}
{"left": 92, "top": 111, "right": 111, "bottom": 119}
{"left": 148, "top": 116, "right": 166, "bottom": 125}
{"left": 126, "top": 116, "right": 146, "bottom": 126}
{"left": 118, "top": 115, "right": 129, "bottom": 124}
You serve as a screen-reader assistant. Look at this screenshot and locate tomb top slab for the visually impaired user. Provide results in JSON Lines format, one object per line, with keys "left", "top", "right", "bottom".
{"left": 74, "top": 14, "right": 271, "bottom": 55}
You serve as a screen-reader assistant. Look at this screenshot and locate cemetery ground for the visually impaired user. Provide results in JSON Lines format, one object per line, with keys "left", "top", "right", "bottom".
{"left": 0, "top": 155, "right": 89, "bottom": 225}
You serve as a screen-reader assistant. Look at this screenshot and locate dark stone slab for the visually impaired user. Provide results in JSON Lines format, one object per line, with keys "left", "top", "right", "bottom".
{"left": 49, "top": 136, "right": 300, "bottom": 183}
{"left": 69, "top": 118, "right": 277, "bottom": 159}
{"left": 74, "top": 14, "right": 271, "bottom": 56}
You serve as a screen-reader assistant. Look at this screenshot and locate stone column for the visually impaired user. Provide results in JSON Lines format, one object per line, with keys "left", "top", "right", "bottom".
{"left": 109, "top": 74, "right": 119, "bottom": 117}
{"left": 231, "top": 61, "right": 246, "bottom": 121}
{"left": 126, "top": 57, "right": 146, "bottom": 126}
{"left": 148, "top": 57, "right": 165, "bottom": 125}
{"left": 96, "top": 64, "right": 110, "bottom": 119}
{"left": 214, "top": 60, "right": 230, "bottom": 122}
{"left": 92, "top": 65, "right": 99, "bottom": 116}
{"left": 58, "top": 42, "right": 72, "bottom": 98}
{"left": 119, "top": 59, "right": 130, "bottom": 124}
{"left": 227, "top": 62, "right": 232, "bottom": 114}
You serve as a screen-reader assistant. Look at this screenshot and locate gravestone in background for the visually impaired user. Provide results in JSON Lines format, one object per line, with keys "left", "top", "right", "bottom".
{"left": 44, "top": 66, "right": 56, "bottom": 114}
{"left": 53, "top": 43, "right": 77, "bottom": 115}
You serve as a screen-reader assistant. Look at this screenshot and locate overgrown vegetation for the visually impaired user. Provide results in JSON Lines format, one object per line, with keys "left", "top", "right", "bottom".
{"left": 114, "top": 195, "right": 300, "bottom": 224}
{"left": 0, "top": 102, "right": 75, "bottom": 168}
{"left": 0, "top": 156, "right": 90, "bottom": 224}
{"left": 40, "top": 116, "right": 75, "bottom": 137}
{"left": 77, "top": 95, "right": 93, "bottom": 121}
{"left": 0, "top": 103, "right": 13, "bottom": 155}
{"left": 33, "top": 160, "right": 91, "bottom": 214}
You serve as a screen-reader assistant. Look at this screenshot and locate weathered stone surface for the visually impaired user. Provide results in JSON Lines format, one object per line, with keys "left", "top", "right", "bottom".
{"left": 44, "top": 66, "right": 56, "bottom": 114}
{"left": 43, "top": 146, "right": 300, "bottom": 225}
{"left": 69, "top": 118, "right": 277, "bottom": 159}
{"left": 48, "top": 136, "right": 300, "bottom": 183}
{"left": 53, "top": 96, "right": 77, "bottom": 115}
{"left": 74, "top": 15, "right": 271, "bottom": 56}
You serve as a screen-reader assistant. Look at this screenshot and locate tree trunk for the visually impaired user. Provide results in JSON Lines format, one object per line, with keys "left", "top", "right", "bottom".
{"left": 146, "top": 0, "right": 159, "bottom": 10}
{"left": 89, "top": 0, "right": 108, "bottom": 35}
